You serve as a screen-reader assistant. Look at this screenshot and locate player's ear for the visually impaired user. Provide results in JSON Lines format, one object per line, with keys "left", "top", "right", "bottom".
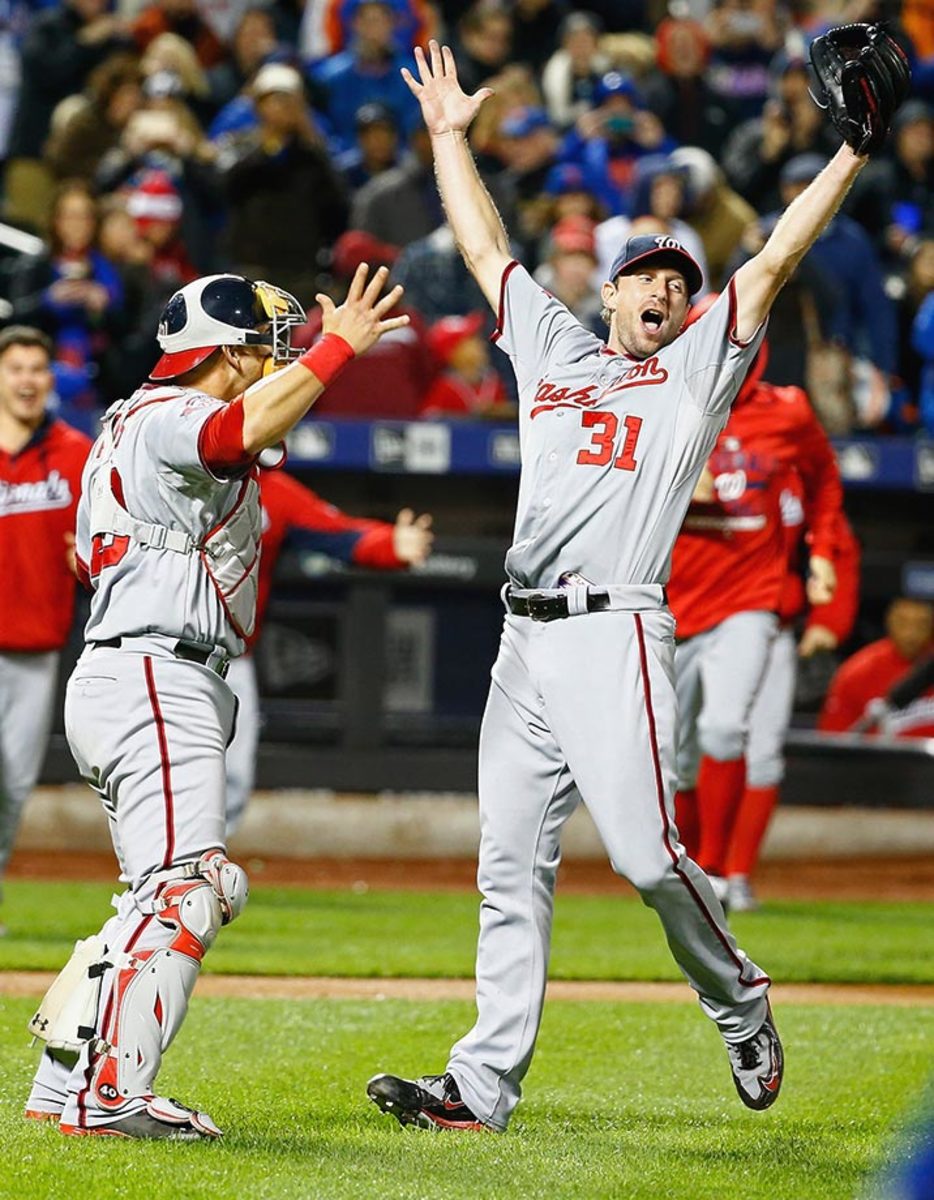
{"left": 600, "top": 279, "right": 619, "bottom": 311}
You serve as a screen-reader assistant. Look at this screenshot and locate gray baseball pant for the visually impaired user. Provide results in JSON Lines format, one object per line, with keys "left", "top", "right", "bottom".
{"left": 446, "top": 601, "right": 770, "bottom": 1131}
{"left": 0, "top": 651, "right": 59, "bottom": 882}
{"left": 674, "top": 610, "right": 779, "bottom": 789}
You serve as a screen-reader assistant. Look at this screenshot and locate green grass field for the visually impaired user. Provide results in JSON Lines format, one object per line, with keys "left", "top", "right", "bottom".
{"left": 1, "top": 877, "right": 932, "bottom": 1199}
{"left": 0, "top": 879, "right": 932, "bottom": 982}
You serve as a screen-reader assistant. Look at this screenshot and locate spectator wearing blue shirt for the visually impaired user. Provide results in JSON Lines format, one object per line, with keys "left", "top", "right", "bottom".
{"left": 309, "top": 0, "right": 420, "bottom": 154}
{"left": 558, "top": 71, "right": 677, "bottom": 215}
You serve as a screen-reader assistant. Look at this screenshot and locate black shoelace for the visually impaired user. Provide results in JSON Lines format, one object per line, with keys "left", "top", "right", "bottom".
{"left": 736, "top": 1037, "right": 763, "bottom": 1071}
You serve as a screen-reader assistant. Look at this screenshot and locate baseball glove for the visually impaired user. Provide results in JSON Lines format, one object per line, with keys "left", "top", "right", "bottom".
{"left": 809, "top": 23, "right": 911, "bottom": 156}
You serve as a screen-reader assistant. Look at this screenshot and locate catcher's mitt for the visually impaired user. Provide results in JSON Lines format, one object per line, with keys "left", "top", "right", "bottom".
{"left": 809, "top": 23, "right": 911, "bottom": 156}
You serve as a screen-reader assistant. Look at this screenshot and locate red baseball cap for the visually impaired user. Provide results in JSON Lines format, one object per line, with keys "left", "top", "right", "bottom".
{"left": 426, "top": 312, "right": 486, "bottom": 364}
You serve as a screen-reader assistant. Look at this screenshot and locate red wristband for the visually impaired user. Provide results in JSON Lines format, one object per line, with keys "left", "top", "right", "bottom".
{"left": 298, "top": 334, "right": 355, "bottom": 386}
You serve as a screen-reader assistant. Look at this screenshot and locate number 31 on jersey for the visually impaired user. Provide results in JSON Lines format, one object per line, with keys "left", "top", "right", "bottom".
{"left": 576, "top": 411, "right": 643, "bottom": 471}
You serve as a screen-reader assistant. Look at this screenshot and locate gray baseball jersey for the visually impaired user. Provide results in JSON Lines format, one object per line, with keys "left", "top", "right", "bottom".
{"left": 77, "top": 385, "right": 262, "bottom": 658}
{"left": 495, "top": 263, "right": 766, "bottom": 589}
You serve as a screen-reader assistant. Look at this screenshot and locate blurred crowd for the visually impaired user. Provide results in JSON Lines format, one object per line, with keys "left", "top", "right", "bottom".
{"left": 0, "top": 0, "right": 932, "bottom": 432}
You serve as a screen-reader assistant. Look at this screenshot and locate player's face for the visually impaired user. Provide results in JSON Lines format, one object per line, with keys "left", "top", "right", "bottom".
{"left": 0, "top": 345, "right": 53, "bottom": 428}
{"left": 602, "top": 267, "right": 690, "bottom": 359}
{"left": 887, "top": 599, "right": 934, "bottom": 661}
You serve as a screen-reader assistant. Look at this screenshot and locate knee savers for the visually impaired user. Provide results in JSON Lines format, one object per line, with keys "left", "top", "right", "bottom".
{"left": 153, "top": 851, "right": 249, "bottom": 961}
{"left": 197, "top": 850, "right": 249, "bottom": 926}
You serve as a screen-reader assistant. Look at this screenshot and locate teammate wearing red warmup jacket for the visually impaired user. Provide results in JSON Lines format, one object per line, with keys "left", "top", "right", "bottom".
{"left": 669, "top": 298, "right": 844, "bottom": 900}
{"left": 224, "top": 468, "right": 433, "bottom": 833}
{"left": 819, "top": 597, "right": 934, "bottom": 738}
{"left": 722, "top": 478, "right": 860, "bottom": 910}
{"left": 0, "top": 326, "right": 91, "bottom": 931}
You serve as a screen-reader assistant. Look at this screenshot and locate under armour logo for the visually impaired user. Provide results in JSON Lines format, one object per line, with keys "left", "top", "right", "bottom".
{"left": 654, "top": 236, "right": 684, "bottom": 251}
{"left": 34, "top": 1016, "right": 49, "bottom": 1032}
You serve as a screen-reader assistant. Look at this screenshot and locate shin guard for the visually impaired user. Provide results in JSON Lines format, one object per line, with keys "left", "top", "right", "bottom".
{"left": 88, "top": 879, "right": 222, "bottom": 1112}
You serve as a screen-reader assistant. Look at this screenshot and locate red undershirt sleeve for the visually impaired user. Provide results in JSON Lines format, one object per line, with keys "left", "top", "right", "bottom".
{"left": 197, "top": 397, "right": 255, "bottom": 476}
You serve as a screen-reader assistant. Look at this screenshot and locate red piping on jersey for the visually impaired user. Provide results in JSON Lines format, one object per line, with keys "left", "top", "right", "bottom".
{"left": 77, "top": 913, "right": 153, "bottom": 1128}
{"left": 199, "top": 475, "right": 256, "bottom": 640}
{"left": 143, "top": 657, "right": 175, "bottom": 869}
{"left": 123, "top": 394, "right": 175, "bottom": 421}
{"left": 727, "top": 277, "right": 761, "bottom": 349}
{"left": 633, "top": 613, "right": 771, "bottom": 990}
{"left": 491, "top": 260, "right": 520, "bottom": 344}
{"left": 202, "top": 475, "right": 251, "bottom": 543}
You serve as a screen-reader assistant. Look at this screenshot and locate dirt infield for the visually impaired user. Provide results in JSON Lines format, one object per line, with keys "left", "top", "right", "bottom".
{"left": 0, "top": 971, "right": 931, "bottom": 1006}
{"left": 7, "top": 849, "right": 934, "bottom": 901}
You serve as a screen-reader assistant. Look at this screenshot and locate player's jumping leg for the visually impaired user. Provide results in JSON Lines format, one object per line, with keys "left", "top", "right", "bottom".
{"left": 368, "top": 617, "right": 580, "bottom": 1132}
{"left": 546, "top": 608, "right": 782, "bottom": 1110}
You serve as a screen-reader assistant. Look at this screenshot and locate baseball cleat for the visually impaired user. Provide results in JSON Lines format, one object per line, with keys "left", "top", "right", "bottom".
{"left": 24, "top": 1108, "right": 61, "bottom": 1123}
{"left": 60, "top": 1095, "right": 222, "bottom": 1141}
{"left": 367, "top": 1072, "right": 489, "bottom": 1132}
{"left": 726, "top": 1003, "right": 783, "bottom": 1110}
{"left": 727, "top": 875, "right": 761, "bottom": 913}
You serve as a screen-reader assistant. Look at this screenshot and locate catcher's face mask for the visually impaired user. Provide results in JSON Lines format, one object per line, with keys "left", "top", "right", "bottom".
{"left": 150, "top": 274, "right": 307, "bottom": 380}
{"left": 253, "top": 280, "right": 306, "bottom": 376}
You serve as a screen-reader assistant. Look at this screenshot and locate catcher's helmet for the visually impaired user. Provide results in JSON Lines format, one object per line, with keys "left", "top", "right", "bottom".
{"left": 150, "top": 274, "right": 306, "bottom": 381}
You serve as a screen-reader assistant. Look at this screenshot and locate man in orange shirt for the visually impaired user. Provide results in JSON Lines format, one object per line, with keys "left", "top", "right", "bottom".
{"left": 819, "top": 597, "right": 934, "bottom": 738}
{"left": 0, "top": 326, "right": 91, "bottom": 933}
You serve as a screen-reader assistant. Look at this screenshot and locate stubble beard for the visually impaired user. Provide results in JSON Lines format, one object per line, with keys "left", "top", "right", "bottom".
{"left": 611, "top": 309, "right": 675, "bottom": 360}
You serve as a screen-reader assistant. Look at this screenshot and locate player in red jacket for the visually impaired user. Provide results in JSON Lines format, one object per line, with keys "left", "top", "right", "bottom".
{"left": 0, "top": 326, "right": 91, "bottom": 932}
{"left": 225, "top": 468, "right": 433, "bottom": 833}
{"left": 669, "top": 297, "right": 844, "bottom": 899}
{"left": 722, "top": 481, "right": 861, "bottom": 910}
{"left": 819, "top": 596, "right": 934, "bottom": 738}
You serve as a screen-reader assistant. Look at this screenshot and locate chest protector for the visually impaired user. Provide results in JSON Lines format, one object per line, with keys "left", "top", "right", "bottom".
{"left": 88, "top": 390, "right": 262, "bottom": 640}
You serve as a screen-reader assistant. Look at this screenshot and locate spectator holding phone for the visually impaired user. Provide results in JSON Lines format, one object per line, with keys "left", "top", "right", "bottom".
{"left": 6, "top": 181, "right": 123, "bottom": 402}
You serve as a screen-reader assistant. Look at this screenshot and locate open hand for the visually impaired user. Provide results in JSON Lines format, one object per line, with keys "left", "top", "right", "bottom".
{"left": 393, "top": 508, "right": 434, "bottom": 565}
{"left": 315, "top": 264, "right": 408, "bottom": 357}
{"left": 401, "top": 40, "right": 493, "bottom": 136}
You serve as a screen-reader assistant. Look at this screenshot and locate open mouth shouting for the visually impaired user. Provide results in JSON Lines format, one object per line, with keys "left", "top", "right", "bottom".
{"left": 640, "top": 308, "right": 666, "bottom": 337}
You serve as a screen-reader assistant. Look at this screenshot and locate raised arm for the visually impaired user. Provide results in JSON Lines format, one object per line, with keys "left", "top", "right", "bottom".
{"left": 241, "top": 265, "right": 406, "bottom": 453}
{"left": 401, "top": 41, "right": 512, "bottom": 310}
{"left": 731, "top": 145, "right": 865, "bottom": 344}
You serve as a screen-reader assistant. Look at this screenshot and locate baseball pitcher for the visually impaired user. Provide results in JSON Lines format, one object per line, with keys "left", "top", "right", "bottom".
{"left": 367, "top": 29, "right": 909, "bottom": 1133}
{"left": 24, "top": 266, "right": 407, "bottom": 1140}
